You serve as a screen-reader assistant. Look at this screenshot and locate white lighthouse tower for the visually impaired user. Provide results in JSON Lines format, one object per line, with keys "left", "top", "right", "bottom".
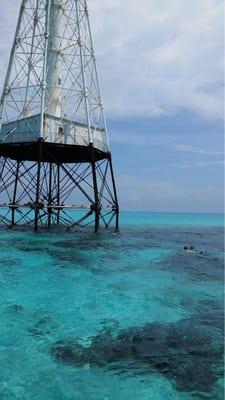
{"left": 0, "top": 0, "right": 119, "bottom": 231}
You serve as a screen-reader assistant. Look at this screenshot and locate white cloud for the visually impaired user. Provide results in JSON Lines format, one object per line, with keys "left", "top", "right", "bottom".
{"left": 117, "top": 173, "right": 224, "bottom": 213}
{"left": 196, "top": 159, "right": 224, "bottom": 167}
{"left": 89, "top": 0, "right": 224, "bottom": 120}
{"left": 118, "top": 174, "right": 187, "bottom": 208}
{"left": 173, "top": 144, "right": 224, "bottom": 155}
{"left": 0, "top": 0, "right": 223, "bottom": 121}
{"left": 152, "top": 159, "right": 224, "bottom": 170}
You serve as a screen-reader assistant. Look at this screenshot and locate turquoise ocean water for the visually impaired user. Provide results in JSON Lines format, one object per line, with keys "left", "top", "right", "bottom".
{"left": 0, "top": 211, "right": 224, "bottom": 399}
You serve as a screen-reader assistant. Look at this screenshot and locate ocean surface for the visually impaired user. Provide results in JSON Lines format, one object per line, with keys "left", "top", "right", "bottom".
{"left": 0, "top": 211, "right": 224, "bottom": 400}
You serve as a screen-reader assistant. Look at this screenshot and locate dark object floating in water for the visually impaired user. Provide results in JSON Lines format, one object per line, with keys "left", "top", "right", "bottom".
{"left": 184, "top": 245, "right": 195, "bottom": 251}
{"left": 51, "top": 313, "right": 223, "bottom": 394}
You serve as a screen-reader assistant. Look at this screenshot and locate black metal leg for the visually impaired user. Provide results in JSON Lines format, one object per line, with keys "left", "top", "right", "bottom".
{"left": 109, "top": 156, "right": 119, "bottom": 231}
{"left": 11, "top": 160, "right": 20, "bottom": 226}
{"left": 91, "top": 160, "right": 100, "bottom": 233}
{"left": 57, "top": 163, "right": 60, "bottom": 224}
{"left": 34, "top": 141, "right": 42, "bottom": 232}
{"left": 48, "top": 162, "right": 52, "bottom": 228}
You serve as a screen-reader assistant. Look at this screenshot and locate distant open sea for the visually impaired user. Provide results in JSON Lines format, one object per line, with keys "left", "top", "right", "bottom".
{"left": 0, "top": 211, "right": 224, "bottom": 399}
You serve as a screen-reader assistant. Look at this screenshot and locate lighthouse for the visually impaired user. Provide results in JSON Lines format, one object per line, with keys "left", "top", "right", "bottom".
{"left": 0, "top": 0, "right": 119, "bottom": 231}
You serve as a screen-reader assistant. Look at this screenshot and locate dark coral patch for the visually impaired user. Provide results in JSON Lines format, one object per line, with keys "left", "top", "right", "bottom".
{"left": 28, "top": 316, "right": 58, "bottom": 337}
{"left": 158, "top": 250, "right": 224, "bottom": 282}
{"left": 5, "top": 304, "right": 23, "bottom": 313}
{"left": 51, "top": 313, "right": 224, "bottom": 395}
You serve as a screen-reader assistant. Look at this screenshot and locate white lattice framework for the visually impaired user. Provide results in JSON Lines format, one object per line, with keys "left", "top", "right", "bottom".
{"left": 0, "top": 0, "right": 108, "bottom": 151}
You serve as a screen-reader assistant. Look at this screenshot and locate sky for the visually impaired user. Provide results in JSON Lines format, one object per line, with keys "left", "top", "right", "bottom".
{"left": 0, "top": 0, "right": 224, "bottom": 213}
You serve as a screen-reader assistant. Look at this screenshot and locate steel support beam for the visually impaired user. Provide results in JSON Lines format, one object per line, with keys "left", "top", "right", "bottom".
{"left": 48, "top": 162, "right": 52, "bottom": 227}
{"left": 91, "top": 160, "right": 100, "bottom": 233}
{"left": 11, "top": 160, "right": 20, "bottom": 226}
{"left": 34, "top": 140, "right": 42, "bottom": 232}
{"left": 109, "top": 155, "right": 119, "bottom": 231}
{"left": 0, "top": 148, "right": 119, "bottom": 231}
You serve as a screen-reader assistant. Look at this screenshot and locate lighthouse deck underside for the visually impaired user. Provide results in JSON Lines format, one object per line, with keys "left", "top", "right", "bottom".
{"left": 0, "top": 142, "right": 109, "bottom": 163}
